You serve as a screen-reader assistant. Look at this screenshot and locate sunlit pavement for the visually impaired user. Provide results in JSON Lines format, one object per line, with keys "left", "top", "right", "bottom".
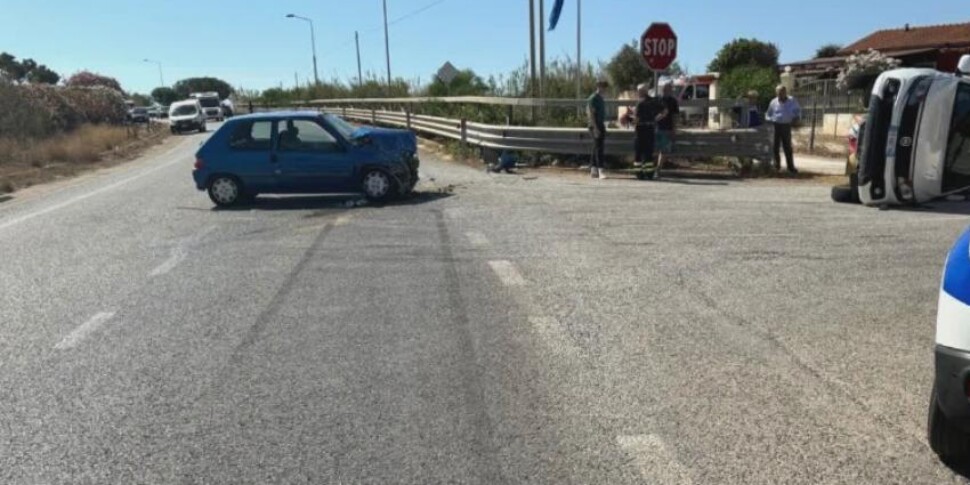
{"left": 0, "top": 129, "right": 968, "bottom": 483}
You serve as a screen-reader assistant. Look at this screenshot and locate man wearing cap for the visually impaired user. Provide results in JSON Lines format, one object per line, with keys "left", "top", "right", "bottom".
{"left": 766, "top": 85, "right": 801, "bottom": 173}
{"left": 587, "top": 79, "right": 610, "bottom": 179}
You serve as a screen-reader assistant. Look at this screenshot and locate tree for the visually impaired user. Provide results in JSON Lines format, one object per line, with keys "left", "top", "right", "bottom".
{"left": 26, "top": 64, "right": 60, "bottom": 84}
{"left": 130, "top": 93, "right": 153, "bottom": 106}
{"left": 837, "top": 49, "right": 901, "bottom": 90}
{"left": 0, "top": 53, "right": 59, "bottom": 84}
{"left": 0, "top": 52, "right": 26, "bottom": 81}
{"left": 150, "top": 86, "right": 180, "bottom": 105}
{"left": 173, "top": 77, "right": 234, "bottom": 99}
{"left": 426, "top": 69, "right": 489, "bottom": 96}
{"left": 708, "top": 38, "right": 780, "bottom": 73}
{"left": 718, "top": 66, "right": 780, "bottom": 106}
{"left": 815, "top": 44, "right": 843, "bottom": 59}
{"left": 605, "top": 42, "right": 653, "bottom": 92}
{"left": 65, "top": 71, "right": 123, "bottom": 92}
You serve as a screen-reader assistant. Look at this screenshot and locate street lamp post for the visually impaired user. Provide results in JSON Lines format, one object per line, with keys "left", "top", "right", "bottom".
{"left": 143, "top": 59, "right": 164, "bottom": 87}
{"left": 286, "top": 13, "right": 320, "bottom": 86}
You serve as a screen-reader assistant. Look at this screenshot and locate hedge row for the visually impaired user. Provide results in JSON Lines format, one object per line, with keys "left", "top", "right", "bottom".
{"left": 0, "top": 83, "right": 127, "bottom": 139}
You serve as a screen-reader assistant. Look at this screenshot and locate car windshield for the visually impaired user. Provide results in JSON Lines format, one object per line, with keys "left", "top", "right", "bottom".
{"left": 198, "top": 98, "right": 220, "bottom": 108}
{"left": 172, "top": 105, "right": 197, "bottom": 116}
{"left": 133, "top": 108, "right": 147, "bottom": 114}
{"left": 324, "top": 113, "right": 357, "bottom": 139}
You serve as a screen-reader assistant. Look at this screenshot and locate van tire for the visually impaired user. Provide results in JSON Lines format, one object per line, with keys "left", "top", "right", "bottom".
{"left": 831, "top": 185, "right": 858, "bottom": 204}
{"left": 929, "top": 383, "right": 970, "bottom": 463}
{"left": 198, "top": 123, "right": 206, "bottom": 133}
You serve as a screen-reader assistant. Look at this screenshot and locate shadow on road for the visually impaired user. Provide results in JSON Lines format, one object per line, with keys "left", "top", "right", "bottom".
{"left": 898, "top": 200, "right": 970, "bottom": 216}
{"left": 207, "top": 190, "right": 455, "bottom": 212}
{"left": 651, "top": 178, "right": 730, "bottom": 187}
{"left": 0, "top": 195, "right": 12, "bottom": 204}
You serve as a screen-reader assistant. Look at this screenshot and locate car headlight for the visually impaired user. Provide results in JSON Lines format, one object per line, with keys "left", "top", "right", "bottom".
{"left": 897, "top": 177, "right": 914, "bottom": 200}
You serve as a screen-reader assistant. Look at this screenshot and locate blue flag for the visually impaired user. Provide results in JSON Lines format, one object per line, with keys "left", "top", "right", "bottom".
{"left": 549, "top": 0, "right": 565, "bottom": 31}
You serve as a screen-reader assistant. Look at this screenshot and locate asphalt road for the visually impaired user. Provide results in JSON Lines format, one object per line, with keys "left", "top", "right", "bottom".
{"left": 1, "top": 126, "right": 970, "bottom": 484}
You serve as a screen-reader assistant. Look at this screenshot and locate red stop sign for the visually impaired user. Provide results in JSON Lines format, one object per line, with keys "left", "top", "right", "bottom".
{"left": 640, "top": 23, "right": 678, "bottom": 71}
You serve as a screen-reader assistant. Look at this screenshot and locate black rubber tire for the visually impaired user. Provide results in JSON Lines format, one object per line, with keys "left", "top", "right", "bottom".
{"left": 198, "top": 123, "right": 206, "bottom": 133}
{"left": 207, "top": 175, "right": 243, "bottom": 207}
{"left": 361, "top": 170, "right": 395, "bottom": 203}
{"left": 929, "top": 383, "right": 970, "bottom": 463}
{"left": 831, "top": 185, "right": 857, "bottom": 203}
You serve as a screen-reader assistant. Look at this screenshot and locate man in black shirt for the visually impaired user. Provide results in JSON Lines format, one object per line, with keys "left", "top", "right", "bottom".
{"left": 633, "top": 84, "right": 663, "bottom": 170}
{"left": 655, "top": 83, "right": 680, "bottom": 179}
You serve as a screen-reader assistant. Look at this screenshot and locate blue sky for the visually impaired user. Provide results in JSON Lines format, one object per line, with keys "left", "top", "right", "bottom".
{"left": 0, "top": 0, "right": 967, "bottom": 95}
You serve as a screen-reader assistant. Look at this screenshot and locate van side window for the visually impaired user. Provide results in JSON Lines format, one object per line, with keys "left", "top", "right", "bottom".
{"left": 228, "top": 120, "right": 273, "bottom": 150}
{"left": 944, "top": 84, "right": 970, "bottom": 192}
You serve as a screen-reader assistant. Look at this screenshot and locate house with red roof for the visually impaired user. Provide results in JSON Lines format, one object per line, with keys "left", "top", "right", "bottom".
{"left": 784, "top": 21, "right": 970, "bottom": 77}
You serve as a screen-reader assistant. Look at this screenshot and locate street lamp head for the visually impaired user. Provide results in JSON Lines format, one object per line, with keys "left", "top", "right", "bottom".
{"left": 286, "top": 13, "right": 295, "bottom": 18}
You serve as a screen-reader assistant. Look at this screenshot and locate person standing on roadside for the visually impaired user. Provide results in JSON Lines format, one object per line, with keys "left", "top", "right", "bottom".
{"left": 587, "top": 79, "right": 610, "bottom": 180}
{"left": 633, "top": 83, "right": 663, "bottom": 170}
{"left": 766, "top": 85, "right": 801, "bottom": 173}
{"left": 655, "top": 83, "right": 680, "bottom": 179}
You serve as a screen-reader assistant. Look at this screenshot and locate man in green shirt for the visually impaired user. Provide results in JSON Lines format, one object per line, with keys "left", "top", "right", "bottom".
{"left": 587, "top": 79, "right": 609, "bottom": 179}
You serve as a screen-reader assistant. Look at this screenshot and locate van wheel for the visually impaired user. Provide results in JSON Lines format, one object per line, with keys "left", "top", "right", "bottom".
{"left": 929, "top": 383, "right": 970, "bottom": 463}
{"left": 199, "top": 123, "right": 206, "bottom": 133}
{"left": 831, "top": 185, "right": 858, "bottom": 204}
{"left": 208, "top": 176, "right": 242, "bottom": 207}
{"left": 362, "top": 170, "right": 393, "bottom": 202}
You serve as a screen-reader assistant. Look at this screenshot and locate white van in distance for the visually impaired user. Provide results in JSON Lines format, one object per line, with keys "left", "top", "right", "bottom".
{"left": 168, "top": 99, "right": 206, "bottom": 134}
{"left": 190, "top": 92, "right": 224, "bottom": 122}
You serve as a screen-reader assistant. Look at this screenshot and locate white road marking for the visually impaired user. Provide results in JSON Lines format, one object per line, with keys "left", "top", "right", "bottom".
{"left": 54, "top": 312, "right": 117, "bottom": 350}
{"left": 529, "top": 316, "right": 581, "bottom": 355}
{"left": 488, "top": 260, "right": 526, "bottom": 286}
{"left": 149, "top": 226, "right": 215, "bottom": 277}
{"left": 0, "top": 139, "right": 190, "bottom": 233}
{"left": 616, "top": 434, "right": 693, "bottom": 485}
{"left": 466, "top": 231, "right": 489, "bottom": 246}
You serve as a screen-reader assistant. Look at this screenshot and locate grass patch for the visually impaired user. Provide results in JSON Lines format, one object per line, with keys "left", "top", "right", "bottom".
{"left": 0, "top": 123, "right": 169, "bottom": 194}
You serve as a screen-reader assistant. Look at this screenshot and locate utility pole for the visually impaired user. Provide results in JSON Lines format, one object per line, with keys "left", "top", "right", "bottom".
{"left": 355, "top": 31, "right": 363, "bottom": 88}
{"left": 528, "top": 0, "right": 537, "bottom": 98}
{"left": 576, "top": 0, "right": 582, "bottom": 101}
{"left": 383, "top": 0, "right": 392, "bottom": 93}
{"left": 538, "top": 0, "right": 546, "bottom": 98}
{"left": 294, "top": 72, "right": 299, "bottom": 89}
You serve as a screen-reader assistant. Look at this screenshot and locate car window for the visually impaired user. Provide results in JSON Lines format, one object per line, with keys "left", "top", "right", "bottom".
{"left": 172, "top": 105, "right": 197, "bottom": 116}
{"left": 228, "top": 120, "right": 273, "bottom": 150}
{"left": 278, "top": 119, "right": 341, "bottom": 153}
{"left": 944, "top": 84, "right": 970, "bottom": 192}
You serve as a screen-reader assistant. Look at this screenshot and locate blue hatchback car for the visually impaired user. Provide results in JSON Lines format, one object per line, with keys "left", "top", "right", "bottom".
{"left": 193, "top": 111, "right": 419, "bottom": 207}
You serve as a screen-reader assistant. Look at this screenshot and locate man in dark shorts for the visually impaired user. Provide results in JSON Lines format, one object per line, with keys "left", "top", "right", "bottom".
{"left": 633, "top": 83, "right": 663, "bottom": 171}
{"left": 587, "top": 79, "right": 609, "bottom": 179}
{"left": 655, "top": 83, "right": 680, "bottom": 179}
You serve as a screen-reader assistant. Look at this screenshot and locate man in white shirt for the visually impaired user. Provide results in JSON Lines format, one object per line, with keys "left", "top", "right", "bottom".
{"left": 765, "top": 85, "right": 801, "bottom": 173}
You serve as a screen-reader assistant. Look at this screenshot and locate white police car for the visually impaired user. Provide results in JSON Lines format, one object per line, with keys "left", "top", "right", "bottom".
{"left": 929, "top": 227, "right": 970, "bottom": 461}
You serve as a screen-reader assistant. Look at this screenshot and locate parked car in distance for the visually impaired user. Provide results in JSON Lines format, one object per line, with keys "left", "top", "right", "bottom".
{"left": 168, "top": 100, "right": 206, "bottom": 134}
{"left": 929, "top": 226, "right": 970, "bottom": 462}
{"left": 146, "top": 105, "right": 162, "bottom": 118}
{"left": 192, "top": 111, "right": 419, "bottom": 207}
{"left": 128, "top": 107, "right": 150, "bottom": 124}
{"left": 850, "top": 55, "right": 970, "bottom": 207}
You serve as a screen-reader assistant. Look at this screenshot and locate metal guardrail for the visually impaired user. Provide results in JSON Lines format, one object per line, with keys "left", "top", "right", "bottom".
{"left": 323, "top": 106, "right": 771, "bottom": 159}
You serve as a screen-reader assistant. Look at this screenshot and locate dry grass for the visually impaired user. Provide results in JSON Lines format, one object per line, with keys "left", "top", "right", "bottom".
{"left": 0, "top": 124, "right": 169, "bottom": 194}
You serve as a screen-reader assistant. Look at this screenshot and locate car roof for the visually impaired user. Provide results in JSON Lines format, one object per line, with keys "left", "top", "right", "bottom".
{"left": 229, "top": 111, "right": 324, "bottom": 122}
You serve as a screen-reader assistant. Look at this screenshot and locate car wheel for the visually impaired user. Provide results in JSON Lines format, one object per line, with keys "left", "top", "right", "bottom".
{"left": 929, "top": 383, "right": 970, "bottom": 462}
{"left": 362, "top": 170, "right": 394, "bottom": 202}
{"left": 208, "top": 176, "right": 242, "bottom": 207}
{"left": 170, "top": 127, "right": 176, "bottom": 134}
{"left": 199, "top": 123, "right": 207, "bottom": 133}
{"left": 831, "top": 185, "right": 857, "bottom": 204}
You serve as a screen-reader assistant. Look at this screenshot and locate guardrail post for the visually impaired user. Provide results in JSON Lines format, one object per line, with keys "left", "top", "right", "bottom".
{"left": 506, "top": 105, "right": 513, "bottom": 126}
{"left": 406, "top": 109, "right": 412, "bottom": 130}
{"left": 371, "top": 108, "right": 377, "bottom": 125}
{"left": 342, "top": 106, "right": 347, "bottom": 118}
{"left": 460, "top": 118, "right": 468, "bottom": 147}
